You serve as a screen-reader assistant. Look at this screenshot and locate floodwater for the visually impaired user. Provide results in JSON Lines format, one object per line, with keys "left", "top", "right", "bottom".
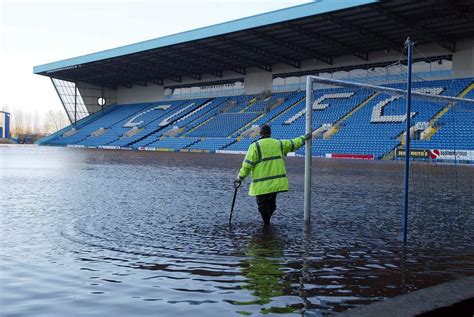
{"left": 1, "top": 146, "right": 473, "bottom": 316}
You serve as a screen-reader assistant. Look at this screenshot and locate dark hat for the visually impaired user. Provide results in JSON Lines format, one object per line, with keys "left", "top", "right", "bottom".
{"left": 260, "top": 124, "right": 271, "bottom": 137}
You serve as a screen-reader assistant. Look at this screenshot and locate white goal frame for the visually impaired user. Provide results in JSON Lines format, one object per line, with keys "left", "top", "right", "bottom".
{"left": 303, "top": 75, "right": 474, "bottom": 224}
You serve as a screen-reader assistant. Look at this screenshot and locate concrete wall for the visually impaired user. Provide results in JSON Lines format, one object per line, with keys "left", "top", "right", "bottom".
{"left": 117, "top": 84, "right": 164, "bottom": 104}
{"left": 76, "top": 81, "right": 117, "bottom": 114}
{"left": 116, "top": 71, "right": 244, "bottom": 104}
{"left": 243, "top": 68, "right": 273, "bottom": 95}
{"left": 452, "top": 37, "right": 474, "bottom": 79}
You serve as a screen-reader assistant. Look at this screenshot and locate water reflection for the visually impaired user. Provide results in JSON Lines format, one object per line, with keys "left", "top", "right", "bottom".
{"left": 1, "top": 147, "right": 473, "bottom": 317}
{"left": 233, "top": 226, "right": 295, "bottom": 315}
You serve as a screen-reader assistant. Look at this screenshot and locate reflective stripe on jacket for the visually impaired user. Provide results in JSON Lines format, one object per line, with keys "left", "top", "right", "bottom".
{"left": 238, "top": 135, "right": 306, "bottom": 196}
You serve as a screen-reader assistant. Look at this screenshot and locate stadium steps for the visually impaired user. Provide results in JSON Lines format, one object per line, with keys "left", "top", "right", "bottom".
{"left": 172, "top": 98, "right": 228, "bottom": 137}
{"left": 385, "top": 130, "right": 406, "bottom": 159}
{"left": 220, "top": 139, "right": 239, "bottom": 150}
{"left": 323, "top": 92, "right": 379, "bottom": 139}
{"left": 127, "top": 99, "right": 212, "bottom": 147}
{"left": 239, "top": 98, "right": 257, "bottom": 113}
{"left": 424, "top": 81, "right": 474, "bottom": 140}
{"left": 182, "top": 113, "right": 217, "bottom": 136}
{"left": 182, "top": 138, "right": 201, "bottom": 149}
{"left": 123, "top": 126, "right": 166, "bottom": 147}
{"left": 37, "top": 102, "right": 117, "bottom": 145}
{"left": 265, "top": 96, "right": 305, "bottom": 125}
{"left": 221, "top": 112, "right": 261, "bottom": 138}
{"left": 231, "top": 113, "right": 266, "bottom": 137}
{"left": 71, "top": 102, "right": 165, "bottom": 146}
{"left": 388, "top": 115, "right": 418, "bottom": 160}
{"left": 383, "top": 141, "right": 403, "bottom": 160}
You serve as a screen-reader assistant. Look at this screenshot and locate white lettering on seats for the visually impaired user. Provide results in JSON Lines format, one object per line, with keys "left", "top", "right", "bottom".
{"left": 159, "top": 103, "right": 196, "bottom": 127}
{"left": 313, "top": 92, "right": 355, "bottom": 110}
{"left": 124, "top": 105, "right": 171, "bottom": 127}
{"left": 175, "top": 101, "right": 212, "bottom": 125}
{"left": 284, "top": 92, "right": 355, "bottom": 125}
{"left": 370, "top": 87, "right": 444, "bottom": 123}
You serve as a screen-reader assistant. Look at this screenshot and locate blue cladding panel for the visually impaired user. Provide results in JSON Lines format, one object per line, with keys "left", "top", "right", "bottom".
{"left": 5, "top": 113, "right": 10, "bottom": 139}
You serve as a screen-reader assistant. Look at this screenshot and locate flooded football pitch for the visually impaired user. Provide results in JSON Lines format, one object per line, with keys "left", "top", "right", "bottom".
{"left": 1, "top": 146, "right": 473, "bottom": 316}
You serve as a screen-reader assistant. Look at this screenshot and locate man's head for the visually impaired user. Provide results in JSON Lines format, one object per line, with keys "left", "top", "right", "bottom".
{"left": 260, "top": 124, "right": 271, "bottom": 138}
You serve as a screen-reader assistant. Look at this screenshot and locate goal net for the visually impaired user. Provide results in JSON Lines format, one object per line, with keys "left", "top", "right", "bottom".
{"left": 302, "top": 72, "right": 474, "bottom": 244}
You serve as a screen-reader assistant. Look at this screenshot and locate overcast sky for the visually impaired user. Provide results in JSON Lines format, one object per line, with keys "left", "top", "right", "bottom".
{"left": 0, "top": 0, "right": 311, "bottom": 114}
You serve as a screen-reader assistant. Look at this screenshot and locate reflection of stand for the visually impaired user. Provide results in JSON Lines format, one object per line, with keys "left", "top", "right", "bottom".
{"left": 299, "top": 223, "right": 312, "bottom": 313}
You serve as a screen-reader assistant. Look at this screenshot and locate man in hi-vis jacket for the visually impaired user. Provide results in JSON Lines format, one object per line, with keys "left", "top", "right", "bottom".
{"left": 236, "top": 125, "right": 314, "bottom": 225}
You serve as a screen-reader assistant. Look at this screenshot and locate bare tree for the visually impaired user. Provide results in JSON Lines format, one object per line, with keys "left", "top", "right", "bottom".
{"left": 44, "top": 109, "right": 69, "bottom": 133}
{"left": 11, "top": 109, "right": 25, "bottom": 135}
{"left": 8, "top": 109, "right": 33, "bottom": 136}
{"left": 33, "top": 111, "right": 42, "bottom": 134}
{"left": 1, "top": 105, "right": 69, "bottom": 136}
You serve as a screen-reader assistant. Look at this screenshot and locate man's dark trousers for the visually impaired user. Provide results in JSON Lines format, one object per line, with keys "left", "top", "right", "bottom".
{"left": 256, "top": 193, "right": 277, "bottom": 225}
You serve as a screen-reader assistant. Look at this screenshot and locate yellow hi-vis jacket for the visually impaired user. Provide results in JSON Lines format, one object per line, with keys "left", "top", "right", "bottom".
{"left": 238, "top": 135, "right": 307, "bottom": 196}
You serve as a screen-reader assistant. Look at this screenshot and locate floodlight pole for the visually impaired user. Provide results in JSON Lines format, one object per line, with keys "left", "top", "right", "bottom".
{"left": 403, "top": 37, "right": 414, "bottom": 245}
{"left": 304, "top": 76, "right": 313, "bottom": 223}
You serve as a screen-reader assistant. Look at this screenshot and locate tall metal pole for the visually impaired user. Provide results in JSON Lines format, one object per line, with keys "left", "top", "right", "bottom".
{"left": 403, "top": 37, "right": 414, "bottom": 245}
{"left": 304, "top": 76, "right": 313, "bottom": 223}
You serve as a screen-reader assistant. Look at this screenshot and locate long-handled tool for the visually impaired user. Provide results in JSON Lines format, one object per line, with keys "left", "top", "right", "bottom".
{"left": 229, "top": 180, "right": 241, "bottom": 225}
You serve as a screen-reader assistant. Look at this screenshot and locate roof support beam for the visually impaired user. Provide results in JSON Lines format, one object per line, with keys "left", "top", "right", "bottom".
{"left": 135, "top": 55, "right": 200, "bottom": 81}
{"left": 371, "top": 4, "right": 456, "bottom": 52}
{"left": 215, "top": 35, "right": 301, "bottom": 68}
{"left": 283, "top": 22, "right": 368, "bottom": 61}
{"left": 115, "top": 73, "right": 167, "bottom": 87}
{"left": 73, "top": 70, "right": 118, "bottom": 82}
{"left": 116, "top": 60, "right": 182, "bottom": 83}
{"left": 246, "top": 29, "right": 332, "bottom": 65}
{"left": 193, "top": 42, "right": 272, "bottom": 72}
{"left": 73, "top": 63, "right": 147, "bottom": 82}
{"left": 91, "top": 64, "right": 166, "bottom": 87}
{"left": 150, "top": 79, "right": 164, "bottom": 86}
{"left": 87, "top": 80, "right": 117, "bottom": 90}
{"left": 441, "top": 1, "right": 474, "bottom": 22}
{"left": 164, "top": 47, "right": 246, "bottom": 75}
{"left": 210, "top": 71, "right": 223, "bottom": 78}
{"left": 57, "top": 72, "right": 117, "bottom": 90}
{"left": 321, "top": 14, "right": 404, "bottom": 54}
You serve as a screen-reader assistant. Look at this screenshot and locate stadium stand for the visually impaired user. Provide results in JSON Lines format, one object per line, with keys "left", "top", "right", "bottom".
{"left": 412, "top": 83, "right": 474, "bottom": 151}
{"left": 42, "top": 77, "right": 474, "bottom": 160}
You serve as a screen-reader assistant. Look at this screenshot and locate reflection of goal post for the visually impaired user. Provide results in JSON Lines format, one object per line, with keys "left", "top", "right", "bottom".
{"left": 303, "top": 75, "right": 474, "bottom": 239}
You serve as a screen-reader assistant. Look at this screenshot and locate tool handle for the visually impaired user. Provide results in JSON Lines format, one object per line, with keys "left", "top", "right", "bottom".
{"left": 233, "top": 180, "right": 242, "bottom": 189}
{"left": 229, "top": 184, "right": 240, "bottom": 225}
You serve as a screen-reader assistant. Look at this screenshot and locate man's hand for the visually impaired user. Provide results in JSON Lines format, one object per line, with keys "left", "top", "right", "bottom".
{"left": 235, "top": 174, "right": 242, "bottom": 182}
{"left": 305, "top": 130, "right": 320, "bottom": 140}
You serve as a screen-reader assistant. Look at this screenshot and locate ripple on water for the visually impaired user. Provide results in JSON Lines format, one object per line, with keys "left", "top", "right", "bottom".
{"left": 1, "top": 147, "right": 474, "bottom": 316}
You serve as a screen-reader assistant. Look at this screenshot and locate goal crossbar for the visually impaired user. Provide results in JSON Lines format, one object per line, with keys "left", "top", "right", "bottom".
{"left": 308, "top": 76, "right": 474, "bottom": 105}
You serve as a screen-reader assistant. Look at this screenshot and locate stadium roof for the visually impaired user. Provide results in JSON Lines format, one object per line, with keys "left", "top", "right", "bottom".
{"left": 33, "top": 0, "right": 474, "bottom": 89}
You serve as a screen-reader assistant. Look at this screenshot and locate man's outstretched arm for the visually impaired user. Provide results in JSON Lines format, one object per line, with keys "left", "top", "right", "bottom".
{"left": 281, "top": 134, "right": 312, "bottom": 155}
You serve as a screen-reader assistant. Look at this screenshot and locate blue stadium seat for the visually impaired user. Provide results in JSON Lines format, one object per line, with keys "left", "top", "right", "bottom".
{"left": 43, "top": 77, "right": 474, "bottom": 159}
